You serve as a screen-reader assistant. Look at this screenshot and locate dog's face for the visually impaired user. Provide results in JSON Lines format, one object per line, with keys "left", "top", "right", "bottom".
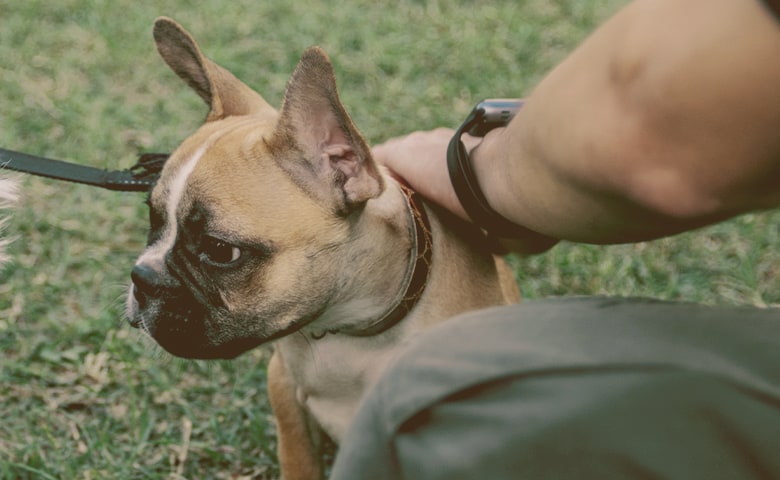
{"left": 126, "top": 18, "right": 384, "bottom": 359}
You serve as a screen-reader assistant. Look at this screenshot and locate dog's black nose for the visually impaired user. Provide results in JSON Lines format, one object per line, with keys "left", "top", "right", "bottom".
{"left": 131, "top": 263, "right": 165, "bottom": 295}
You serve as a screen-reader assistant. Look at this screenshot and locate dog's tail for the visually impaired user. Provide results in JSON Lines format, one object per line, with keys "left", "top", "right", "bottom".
{"left": 0, "top": 177, "right": 18, "bottom": 266}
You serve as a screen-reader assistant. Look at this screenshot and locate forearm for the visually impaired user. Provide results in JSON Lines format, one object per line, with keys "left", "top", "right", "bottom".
{"left": 473, "top": 0, "right": 780, "bottom": 244}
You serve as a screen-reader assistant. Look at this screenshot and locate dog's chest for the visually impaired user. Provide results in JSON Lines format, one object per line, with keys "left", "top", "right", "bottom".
{"left": 276, "top": 333, "right": 404, "bottom": 441}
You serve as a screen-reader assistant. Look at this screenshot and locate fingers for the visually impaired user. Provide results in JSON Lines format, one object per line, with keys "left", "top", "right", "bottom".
{"left": 371, "top": 128, "right": 470, "bottom": 220}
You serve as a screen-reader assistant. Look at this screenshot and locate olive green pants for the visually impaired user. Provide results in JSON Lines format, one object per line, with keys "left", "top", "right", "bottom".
{"left": 331, "top": 297, "right": 780, "bottom": 479}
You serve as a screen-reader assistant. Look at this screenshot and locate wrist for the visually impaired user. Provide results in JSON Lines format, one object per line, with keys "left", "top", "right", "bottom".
{"left": 469, "top": 127, "right": 511, "bottom": 219}
{"left": 471, "top": 136, "right": 560, "bottom": 254}
{"left": 447, "top": 100, "right": 558, "bottom": 250}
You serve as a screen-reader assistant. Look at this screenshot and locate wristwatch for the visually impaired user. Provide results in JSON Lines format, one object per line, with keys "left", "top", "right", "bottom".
{"left": 446, "top": 98, "right": 532, "bottom": 238}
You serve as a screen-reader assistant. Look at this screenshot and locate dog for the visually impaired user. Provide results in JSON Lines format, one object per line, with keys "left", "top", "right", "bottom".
{"left": 0, "top": 177, "right": 17, "bottom": 266}
{"left": 126, "top": 17, "right": 520, "bottom": 479}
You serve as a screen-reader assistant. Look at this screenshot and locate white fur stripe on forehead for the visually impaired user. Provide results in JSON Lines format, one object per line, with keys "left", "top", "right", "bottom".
{"left": 137, "top": 144, "right": 206, "bottom": 267}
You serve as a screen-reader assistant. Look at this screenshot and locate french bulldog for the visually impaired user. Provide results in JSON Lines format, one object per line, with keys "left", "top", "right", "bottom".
{"left": 127, "top": 17, "right": 520, "bottom": 479}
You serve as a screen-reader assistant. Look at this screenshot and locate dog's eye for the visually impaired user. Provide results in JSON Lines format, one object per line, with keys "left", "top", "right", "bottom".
{"left": 200, "top": 236, "right": 242, "bottom": 266}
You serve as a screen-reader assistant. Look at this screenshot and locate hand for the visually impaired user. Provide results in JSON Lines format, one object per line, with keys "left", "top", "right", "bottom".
{"left": 373, "top": 128, "right": 559, "bottom": 255}
{"left": 372, "top": 128, "right": 481, "bottom": 222}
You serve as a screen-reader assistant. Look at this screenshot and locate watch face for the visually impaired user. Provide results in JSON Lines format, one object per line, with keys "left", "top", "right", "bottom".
{"left": 468, "top": 99, "right": 524, "bottom": 137}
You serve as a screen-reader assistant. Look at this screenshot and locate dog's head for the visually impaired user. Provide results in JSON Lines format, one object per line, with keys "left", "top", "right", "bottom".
{"left": 126, "top": 18, "right": 387, "bottom": 359}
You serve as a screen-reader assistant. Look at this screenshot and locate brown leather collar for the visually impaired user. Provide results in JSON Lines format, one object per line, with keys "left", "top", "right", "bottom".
{"left": 316, "top": 182, "right": 433, "bottom": 338}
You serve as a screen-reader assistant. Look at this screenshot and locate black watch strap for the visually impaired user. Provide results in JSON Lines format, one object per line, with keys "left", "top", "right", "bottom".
{"left": 447, "top": 101, "right": 533, "bottom": 238}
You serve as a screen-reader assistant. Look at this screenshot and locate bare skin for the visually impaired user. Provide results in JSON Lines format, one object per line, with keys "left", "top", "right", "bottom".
{"left": 373, "top": 0, "right": 780, "bottom": 254}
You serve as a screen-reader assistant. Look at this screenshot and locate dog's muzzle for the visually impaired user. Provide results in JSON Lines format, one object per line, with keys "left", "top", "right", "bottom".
{"left": 128, "top": 262, "right": 236, "bottom": 359}
{"left": 128, "top": 262, "right": 183, "bottom": 329}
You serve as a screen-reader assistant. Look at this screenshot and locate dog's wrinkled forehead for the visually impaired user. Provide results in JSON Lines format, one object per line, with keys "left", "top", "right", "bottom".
{"left": 140, "top": 117, "right": 338, "bottom": 267}
{"left": 150, "top": 118, "right": 270, "bottom": 218}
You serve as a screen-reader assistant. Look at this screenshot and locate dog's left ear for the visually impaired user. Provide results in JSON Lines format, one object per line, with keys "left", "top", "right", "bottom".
{"left": 270, "top": 47, "right": 384, "bottom": 215}
{"left": 153, "top": 17, "right": 275, "bottom": 122}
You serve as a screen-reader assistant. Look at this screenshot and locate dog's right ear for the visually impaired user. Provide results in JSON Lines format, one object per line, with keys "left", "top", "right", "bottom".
{"left": 269, "top": 47, "right": 384, "bottom": 216}
{"left": 153, "top": 17, "right": 274, "bottom": 122}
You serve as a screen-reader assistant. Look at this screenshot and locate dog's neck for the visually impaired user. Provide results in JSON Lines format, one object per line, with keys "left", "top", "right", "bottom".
{"left": 305, "top": 178, "right": 432, "bottom": 339}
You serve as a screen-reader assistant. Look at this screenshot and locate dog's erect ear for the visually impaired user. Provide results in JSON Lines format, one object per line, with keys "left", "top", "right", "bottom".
{"left": 270, "top": 47, "right": 384, "bottom": 215}
{"left": 153, "top": 17, "right": 274, "bottom": 122}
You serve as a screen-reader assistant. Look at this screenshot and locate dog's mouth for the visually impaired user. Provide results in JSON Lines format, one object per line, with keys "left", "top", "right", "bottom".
{"left": 151, "top": 312, "right": 265, "bottom": 359}
{"left": 127, "top": 286, "right": 324, "bottom": 360}
{"left": 129, "top": 301, "right": 237, "bottom": 360}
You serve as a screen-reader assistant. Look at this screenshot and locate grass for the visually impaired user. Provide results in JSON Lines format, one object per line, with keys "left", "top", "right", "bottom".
{"left": 0, "top": 0, "right": 777, "bottom": 478}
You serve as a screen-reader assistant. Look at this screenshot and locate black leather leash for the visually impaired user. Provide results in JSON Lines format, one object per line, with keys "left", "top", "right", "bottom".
{"left": 0, "top": 147, "right": 168, "bottom": 192}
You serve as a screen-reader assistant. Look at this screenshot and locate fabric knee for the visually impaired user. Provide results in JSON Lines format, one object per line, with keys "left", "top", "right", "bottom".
{"left": 393, "top": 370, "right": 780, "bottom": 480}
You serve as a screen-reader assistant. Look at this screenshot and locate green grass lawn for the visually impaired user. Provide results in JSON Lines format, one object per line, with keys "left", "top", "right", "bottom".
{"left": 1, "top": 0, "right": 777, "bottom": 478}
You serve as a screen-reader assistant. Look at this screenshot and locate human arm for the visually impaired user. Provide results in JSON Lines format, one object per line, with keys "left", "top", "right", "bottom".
{"left": 374, "top": 0, "right": 780, "bottom": 252}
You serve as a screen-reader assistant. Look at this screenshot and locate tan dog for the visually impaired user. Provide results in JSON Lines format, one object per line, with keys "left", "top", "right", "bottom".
{"left": 126, "top": 17, "right": 519, "bottom": 479}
